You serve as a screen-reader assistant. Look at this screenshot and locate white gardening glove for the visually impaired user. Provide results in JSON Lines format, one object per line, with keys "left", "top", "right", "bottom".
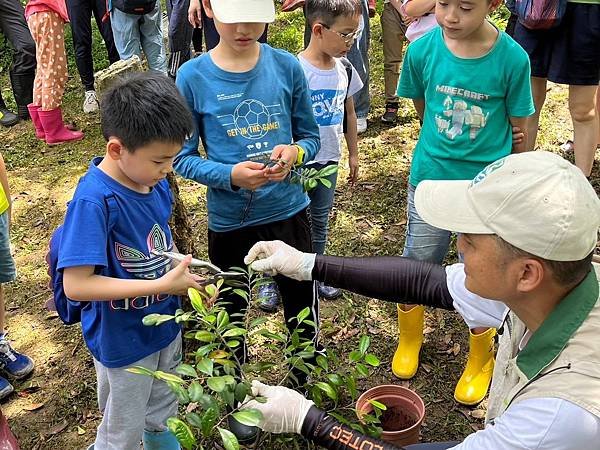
{"left": 243, "top": 240, "right": 316, "bottom": 281}
{"left": 242, "top": 380, "right": 314, "bottom": 434}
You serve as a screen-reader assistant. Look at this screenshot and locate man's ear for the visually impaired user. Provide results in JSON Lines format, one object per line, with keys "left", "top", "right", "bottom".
{"left": 516, "top": 258, "right": 545, "bottom": 293}
{"left": 106, "top": 137, "right": 125, "bottom": 160}
{"left": 202, "top": 0, "right": 214, "bottom": 19}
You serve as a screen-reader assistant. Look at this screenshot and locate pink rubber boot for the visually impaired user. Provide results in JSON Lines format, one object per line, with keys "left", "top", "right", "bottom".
{"left": 38, "top": 108, "right": 84, "bottom": 145}
{"left": 27, "top": 104, "right": 45, "bottom": 140}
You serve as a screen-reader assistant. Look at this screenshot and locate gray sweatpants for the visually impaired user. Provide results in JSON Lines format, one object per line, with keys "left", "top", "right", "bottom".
{"left": 92, "top": 333, "right": 182, "bottom": 450}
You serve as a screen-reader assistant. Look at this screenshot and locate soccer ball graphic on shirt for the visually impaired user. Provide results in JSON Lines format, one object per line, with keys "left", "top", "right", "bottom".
{"left": 219, "top": 98, "right": 282, "bottom": 141}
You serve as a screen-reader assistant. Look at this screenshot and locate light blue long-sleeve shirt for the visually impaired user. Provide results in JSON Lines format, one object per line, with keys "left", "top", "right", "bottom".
{"left": 175, "top": 44, "right": 320, "bottom": 232}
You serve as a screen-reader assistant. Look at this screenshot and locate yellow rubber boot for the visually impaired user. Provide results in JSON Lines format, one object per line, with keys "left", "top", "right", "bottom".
{"left": 391, "top": 305, "right": 425, "bottom": 379}
{"left": 454, "top": 328, "right": 496, "bottom": 405}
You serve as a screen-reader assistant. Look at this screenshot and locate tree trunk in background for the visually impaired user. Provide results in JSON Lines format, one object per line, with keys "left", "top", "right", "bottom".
{"left": 167, "top": 173, "right": 197, "bottom": 255}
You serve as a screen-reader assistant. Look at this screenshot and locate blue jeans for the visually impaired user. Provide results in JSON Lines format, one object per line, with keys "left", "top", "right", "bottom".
{"left": 307, "top": 163, "right": 339, "bottom": 255}
{"left": 0, "top": 212, "right": 15, "bottom": 283}
{"left": 347, "top": 0, "right": 370, "bottom": 119}
{"left": 402, "top": 183, "right": 451, "bottom": 264}
{"left": 111, "top": 4, "right": 167, "bottom": 73}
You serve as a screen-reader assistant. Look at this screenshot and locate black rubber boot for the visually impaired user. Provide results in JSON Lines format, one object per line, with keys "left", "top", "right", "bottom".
{"left": 0, "top": 92, "right": 18, "bottom": 127}
{"left": 10, "top": 71, "right": 35, "bottom": 120}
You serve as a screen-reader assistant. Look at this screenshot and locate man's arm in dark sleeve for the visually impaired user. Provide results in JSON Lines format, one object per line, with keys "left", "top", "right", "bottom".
{"left": 313, "top": 256, "right": 454, "bottom": 310}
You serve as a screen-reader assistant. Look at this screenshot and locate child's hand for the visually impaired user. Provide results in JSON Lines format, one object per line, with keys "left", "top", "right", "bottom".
{"left": 160, "top": 255, "right": 204, "bottom": 296}
{"left": 512, "top": 126, "right": 524, "bottom": 146}
{"left": 348, "top": 154, "right": 359, "bottom": 185}
{"left": 264, "top": 145, "right": 298, "bottom": 183}
{"left": 188, "top": 0, "right": 202, "bottom": 28}
{"left": 231, "top": 161, "right": 270, "bottom": 190}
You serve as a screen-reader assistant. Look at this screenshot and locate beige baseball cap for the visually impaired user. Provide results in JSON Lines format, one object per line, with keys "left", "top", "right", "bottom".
{"left": 415, "top": 151, "right": 600, "bottom": 261}
{"left": 210, "top": 0, "right": 275, "bottom": 24}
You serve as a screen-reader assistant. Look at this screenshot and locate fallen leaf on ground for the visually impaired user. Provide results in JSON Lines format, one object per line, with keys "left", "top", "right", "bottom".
{"left": 23, "top": 402, "right": 45, "bottom": 411}
{"left": 48, "top": 420, "right": 68, "bottom": 435}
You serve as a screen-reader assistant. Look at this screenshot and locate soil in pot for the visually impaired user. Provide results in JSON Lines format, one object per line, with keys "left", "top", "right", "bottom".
{"left": 380, "top": 406, "right": 418, "bottom": 432}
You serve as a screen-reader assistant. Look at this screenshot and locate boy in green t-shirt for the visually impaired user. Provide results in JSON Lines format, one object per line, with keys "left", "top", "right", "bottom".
{"left": 393, "top": 0, "right": 534, "bottom": 406}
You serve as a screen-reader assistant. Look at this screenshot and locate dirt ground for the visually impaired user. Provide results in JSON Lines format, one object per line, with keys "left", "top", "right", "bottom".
{"left": 0, "top": 10, "right": 598, "bottom": 450}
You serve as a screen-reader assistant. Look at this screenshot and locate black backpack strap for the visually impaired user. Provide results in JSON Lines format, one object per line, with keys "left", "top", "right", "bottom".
{"left": 340, "top": 58, "right": 353, "bottom": 134}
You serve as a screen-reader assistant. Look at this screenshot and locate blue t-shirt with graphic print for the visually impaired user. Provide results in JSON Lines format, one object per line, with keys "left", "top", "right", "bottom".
{"left": 397, "top": 26, "right": 535, "bottom": 186}
{"left": 57, "top": 158, "right": 180, "bottom": 368}
{"left": 174, "top": 44, "right": 320, "bottom": 232}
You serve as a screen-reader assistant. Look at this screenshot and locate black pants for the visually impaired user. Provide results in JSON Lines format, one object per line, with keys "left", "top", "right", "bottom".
{"left": 199, "top": 1, "right": 267, "bottom": 51}
{"left": 208, "top": 209, "right": 318, "bottom": 361}
{"left": 66, "top": 0, "right": 120, "bottom": 90}
{"left": 0, "top": 0, "right": 36, "bottom": 77}
{"left": 166, "top": 0, "right": 193, "bottom": 78}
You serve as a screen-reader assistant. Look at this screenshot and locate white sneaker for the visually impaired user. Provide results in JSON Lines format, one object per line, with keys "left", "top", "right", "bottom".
{"left": 357, "top": 117, "right": 367, "bottom": 134}
{"left": 83, "top": 90, "right": 99, "bottom": 113}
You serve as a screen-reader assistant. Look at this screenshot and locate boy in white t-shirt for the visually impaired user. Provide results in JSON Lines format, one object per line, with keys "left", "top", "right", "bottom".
{"left": 299, "top": 0, "right": 363, "bottom": 299}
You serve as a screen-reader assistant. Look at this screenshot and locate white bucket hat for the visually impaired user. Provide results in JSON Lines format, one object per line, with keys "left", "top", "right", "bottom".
{"left": 414, "top": 151, "right": 600, "bottom": 261}
{"left": 210, "top": 0, "right": 276, "bottom": 24}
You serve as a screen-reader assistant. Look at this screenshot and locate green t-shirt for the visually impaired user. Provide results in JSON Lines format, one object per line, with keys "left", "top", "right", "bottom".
{"left": 398, "top": 26, "right": 535, "bottom": 186}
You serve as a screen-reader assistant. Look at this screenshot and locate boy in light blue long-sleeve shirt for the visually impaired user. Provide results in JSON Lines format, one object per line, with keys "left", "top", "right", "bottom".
{"left": 174, "top": 5, "right": 320, "bottom": 440}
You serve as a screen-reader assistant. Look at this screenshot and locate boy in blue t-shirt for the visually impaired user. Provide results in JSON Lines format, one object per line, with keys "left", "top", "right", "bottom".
{"left": 393, "top": 0, "right": 534, "bottom": 406}
{"left": 299, "top": 0, "right": 364, "bottom": 300}
{"left": 174, "top": 0, "right": 321, "bottom": 403}
{"left": 58, "top": 73, "right": 202, "bottom": 450}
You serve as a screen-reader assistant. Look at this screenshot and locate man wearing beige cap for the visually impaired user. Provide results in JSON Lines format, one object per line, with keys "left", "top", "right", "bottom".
{"left": 241, "top": 151, "right": 600, "bottom": 449}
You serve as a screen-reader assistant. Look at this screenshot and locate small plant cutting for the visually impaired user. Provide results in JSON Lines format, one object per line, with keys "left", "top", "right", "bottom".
{"left": 130, "top": 266, "right": 383, "bottom": 449}
{"left": 267, "top": 158, "right": 338, "bottom": 191}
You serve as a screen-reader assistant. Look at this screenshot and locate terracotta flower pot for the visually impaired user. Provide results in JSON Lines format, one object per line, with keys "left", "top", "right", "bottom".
{"left": 356, "top": 385, "right": 425, "bottom": 447}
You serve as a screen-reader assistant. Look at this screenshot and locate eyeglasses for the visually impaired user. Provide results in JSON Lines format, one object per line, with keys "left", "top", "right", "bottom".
{"left": 319, "top": 23, "right": 361, "bottom": 44}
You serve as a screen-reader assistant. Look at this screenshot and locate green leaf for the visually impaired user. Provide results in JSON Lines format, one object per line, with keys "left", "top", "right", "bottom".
{"left": 349, "top": 350, "right": 362, "bottom": 362}
{"left": 186, "top": 411, "right": 203, "bottom": 429}
{"left": 226, "top": 340, "right": 240, "bottom": 348}
{"left": 319, "top": 178, "right": 332, "bottom": 189}
{"left": 176, "top": 364, "right": 198, "bottom": 378}
{"left": 320, "top": 165, "right": 339, "bottom": 177}
{"left": 232, "top": 288, "right": 249, "bottom": 301}
{"left": 234, "top": 383, "right": 249, "bottom": 403}
{"left": 232, "top": 409, "right": 263, "bottom": 427}
{"left": 188, "top": 381, "right": 203, "bottom": 402}
{"left": 194, "top": 330, "right": 215, "bottom": 343}
{"left": 296, "top": 307, "right": 310, "bottom": 324}
{"left": 218, "top": 427, "right": 240, "bottom": 450}
{"left": 154, "top": 371, "right": 185, "bottom": 384}
{"left": 168, "top": 381, "right": 190, "bottom": 403}
{"left": 125, "top": 366, "right": 154, "bottom": 377}
{"left": 217, "top": 310, "right": 229, "bottom": 329}
{"left": 359, "top": 335, "right": 371, "bottom": 355}
{"left": 205, "top": 284, "right": 217, "bottom": 298}
{"left": 316, "top": 355, "right": 329, "bottom": 371}
{"left": 308, "top": 178, "right": 318, "bottom": 190}
{"left": 356, "top": 363, "right": 369, "bottom": 378}
{"left": 207, "top": 376, "right": 226, "bottom": 393}
{"left": 197, "top": 358, "right": 214, "bottom": 376}
{"left": 249, "top": 317, "right": 268, "bottom": 328}
{"left": 167, "top": 417, "right": 196, "bottom": 450}
{"left": 188, "top": 288, "right": 206, "bottom": 314}
{"left": 200, "top": 407, "right": 219, "bottom": 436}
{"left": 326, "top": 373, "right": 343, "bottom": 386}
{"left": 368, "top": 399, "right": 388, "bottom": 411}
{"left": 315, "top": 381, "right": 338, "bottom": 402}
{"left": 223, "top": 328, "right": 246, "bottom": 338}
{"left": 364, "top": 354, "right": 380, "bottom": 367}
{"left": 142, "top": 313, "right": 174, "bottom": 326}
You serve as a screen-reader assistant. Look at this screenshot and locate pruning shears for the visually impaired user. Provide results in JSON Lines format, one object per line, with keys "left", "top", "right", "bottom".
{"left": 151, "top": 250, "right": 245, "bottom": 285}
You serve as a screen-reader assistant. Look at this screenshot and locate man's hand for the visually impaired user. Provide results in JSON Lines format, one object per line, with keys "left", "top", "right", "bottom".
{"left": 188, "top": 0, "right": 202, "bottom": 28}
{"left": 159, "top": 255, "right": 204, "bottom": 295}
{"left": 244, "top": 240, "right": 316, "bottom": 281}
{"left": 231, "top": 161, "right": 269, "bottom": 190}
{"left": 264, "top": 145, "right": 298, "bottom": 182}
{"left": 242, "top": 381, "right": 314, "bottom": 434}
{"left": 348, "top": 154, "right": 359, "bottom": 184}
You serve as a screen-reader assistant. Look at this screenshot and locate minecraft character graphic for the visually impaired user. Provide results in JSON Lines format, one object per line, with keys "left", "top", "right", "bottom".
{"left": 465, "top": 105, "right": 488, "bottom": 140}
{"left": 443, "top": 99, "right": 468, "bottom": 140}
